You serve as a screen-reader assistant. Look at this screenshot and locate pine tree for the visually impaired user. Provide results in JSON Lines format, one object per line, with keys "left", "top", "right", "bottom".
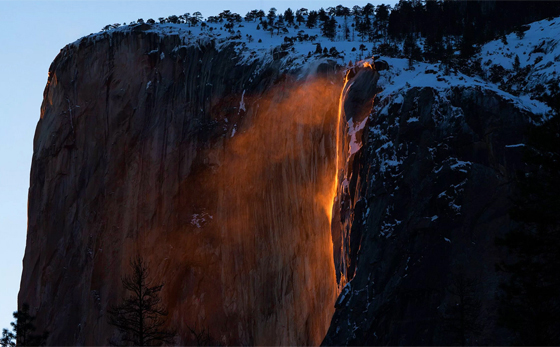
{"left": 359, "top": 43, "right": 368, "bottom": 60}
{"left": 0, "top": 329, "right": 15, "bottom": 347}
{"left": 403, "top": 34, "right": 421, "bottom": 68}
{"left": 295, "top": 9, "right": 305, "bottom": 25}
{"left": 363, "top": 2, "right": 375, "bottom": 17}
{"left": 442, "top": 41, "right": 454, "bottom": 75}
{"left": 460, "top": 21, "right": 477, "bottom": 58}
{"left": 267, "top": 7, "right": 277, "bottom": 25}
{"left": 3, "top": 304, "right": 48, "bottom": 346}
{"left": 363, "top": 14, "right": 372, "bottom": 41}
{"left": 108, "top": 257, "right": 175, "bottom": 346}
{"left": 351, "top": 5, "right": 362, "bottom": 17}
{"left": 244, "top": 11, "right": 254, "bottom": 22}
{"left": 275, "top": 15, "right": 286, "bottom": 35}
{"left": 339, "top": 5, "right": 351, "bottom": 18}
{"left": 425, "top": 28, "right": 444, "bottom": 62}
{"left": 284, "top": 8, "right": 295, "bottom": 26}
{"left": 306, "top": 10, "right": 318, "bottom": 28}
{"left": 314, "top": 43, "right": 323, "bottom": 55}
{"left": 373, "top": 4, "right": 389, "bottom": 42}
{"left": 321, "top": 16, "right": 336, "bottom": 40}
{"left": 513, "top": 54, "right": 521, "bottom": 71}
{"left": 318, "top": 8, "right": 328, "bottom": 22}
{"left": 356, "top": 19, "right": 368, "bottom": 42}
{"left": 192, "top": 11, "right": 203, "bottom": 25}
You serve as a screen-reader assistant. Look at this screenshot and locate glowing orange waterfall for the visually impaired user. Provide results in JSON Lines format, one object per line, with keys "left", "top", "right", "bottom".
{"left": 330, "top": 61, "right": 378, "bottom": 291}
{"left": 21, "top": 29, "right": 377, "bottom": 346}
{"left": 330, "top": 70, "right": 353, "bottom": 291}
{"left": 181, "top": 74, "right": 341, "bottom": 345}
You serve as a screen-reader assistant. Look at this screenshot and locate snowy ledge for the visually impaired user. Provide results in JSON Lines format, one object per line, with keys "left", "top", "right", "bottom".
{"left": 64, "top": 16, "right": 556, "bottom": 119}
{"left": 374, "top": 57, "right": 551, "bottom": 118}
{"left": 66, "top": 21, "right": 365, "bottom": 72}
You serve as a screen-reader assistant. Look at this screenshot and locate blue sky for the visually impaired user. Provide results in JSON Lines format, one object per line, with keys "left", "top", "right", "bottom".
{"left": 0, "top": 0, "right": 395, "bottom": 331}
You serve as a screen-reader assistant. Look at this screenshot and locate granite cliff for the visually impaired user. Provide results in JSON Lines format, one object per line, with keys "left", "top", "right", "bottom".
{"left": 19, "top": 20, "right": 552, "bottom": 345}
{"left": 20, "top": 28, "right": 342, "bottom": 345}
{"left": 324, "top": 85, "right": 534, "bottom": 345}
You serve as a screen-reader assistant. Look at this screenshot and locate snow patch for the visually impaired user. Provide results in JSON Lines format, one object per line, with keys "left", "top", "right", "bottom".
{"left": 238, "top": 90, "right": 246, "bottom": 114}
{"left": 191, "top": 212, "right": 213, "bottom": 228}
{"left": 348, "top": 117, "right": 369, "bottom": 156}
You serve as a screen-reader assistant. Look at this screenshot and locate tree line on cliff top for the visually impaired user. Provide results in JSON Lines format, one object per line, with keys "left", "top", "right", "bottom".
{"left": 101, "top": 0, "right": 560, "bottom": 61}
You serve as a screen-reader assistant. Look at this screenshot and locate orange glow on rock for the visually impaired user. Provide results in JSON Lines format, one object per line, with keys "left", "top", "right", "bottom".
{"left": 330, "top": 70, "right": 354, "bottom": 293}
{"left": 361, "top": 61, "right": 373, "bottom": 69}
{"left": 328, "top": 60, "right": 379, "bottom": 292}
{"left": 162, "top": 73, "right": 342, "bottom": 345}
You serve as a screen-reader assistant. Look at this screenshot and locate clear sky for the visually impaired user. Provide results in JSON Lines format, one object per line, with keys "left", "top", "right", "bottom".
{"left": 0, "top": 0, "right": 395, "bottom": 331}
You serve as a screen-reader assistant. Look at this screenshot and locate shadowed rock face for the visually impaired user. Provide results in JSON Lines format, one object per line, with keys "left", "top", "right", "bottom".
{"left": 323, "top": 86, "right": 531, "bottom": 346}
{"left": 20, "top": 31, "right": 339, "bottom": 346}
{"left": 20, "top": 27, "right": 536, "bottom": 347}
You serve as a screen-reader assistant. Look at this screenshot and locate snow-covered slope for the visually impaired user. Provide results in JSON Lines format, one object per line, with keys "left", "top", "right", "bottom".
{"left": 73, "top": 18, "right": 368, "bottom": 72}
{"left": 78, "top": 13, "right": 558, "bottom": 120}
{"left": 375, "top": 16, "right": 560, "bottom": 119}
{"left": 374, "top": 57, "right": 550, "bottom": 118}
{"left": 35, "top": 10, "right": 560, "bottom": 346}
{"left": 477, "top": 16, "right": 560, "bottom": 93}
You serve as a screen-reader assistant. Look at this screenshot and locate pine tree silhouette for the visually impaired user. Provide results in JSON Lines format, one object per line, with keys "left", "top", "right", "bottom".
{"left": 108, "top": 257, "right": 175, "bottom": 346}
{"left": 1, "top": 304, "right": 48, "bottom": 346}
{"left": 0, "top": 329, "right": 15, "bottom": 347}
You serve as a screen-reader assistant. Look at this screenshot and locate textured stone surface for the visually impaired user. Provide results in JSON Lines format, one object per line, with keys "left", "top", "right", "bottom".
{"left": 20, "top": 26, "right": 538, "bottom": 347}
{"left": 324, "top": 86, "right": 531, "bottom": 345}
{"left": 20, "top": 30, "right": 339, "bottom": 345}
{"left": 331, "top": 65, "right": 379, "bottom": 288}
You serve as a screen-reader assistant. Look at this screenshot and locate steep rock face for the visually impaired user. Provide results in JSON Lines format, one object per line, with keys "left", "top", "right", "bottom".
{"left": 20, "top": 30, "right": 339, "bottom": 345}
{"left": 331, "top": 65, "right": 379, "bottom": 287}
{"left": 324, "top": 86, "right": 532, "bottom": 345}
{"left": 20, "top": 24, "right": 540, "bottom": 347}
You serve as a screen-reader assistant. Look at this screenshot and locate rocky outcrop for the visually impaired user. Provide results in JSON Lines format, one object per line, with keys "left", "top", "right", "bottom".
{"left": 20, "top": 29, "right": 340, "bottom": 345}
{"left": 20, "top": 23, "right": 540, "bottom": 347}
{"left": 331, "top": 64, "right": 379, "bottom": 287}
{"left": 324, "top": 85, "right": 532, "bottom": 345}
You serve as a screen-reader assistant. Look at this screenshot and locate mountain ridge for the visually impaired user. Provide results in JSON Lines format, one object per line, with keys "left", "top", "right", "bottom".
{"left": 18, "top": 5, "right": 560, "bottom": 345}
